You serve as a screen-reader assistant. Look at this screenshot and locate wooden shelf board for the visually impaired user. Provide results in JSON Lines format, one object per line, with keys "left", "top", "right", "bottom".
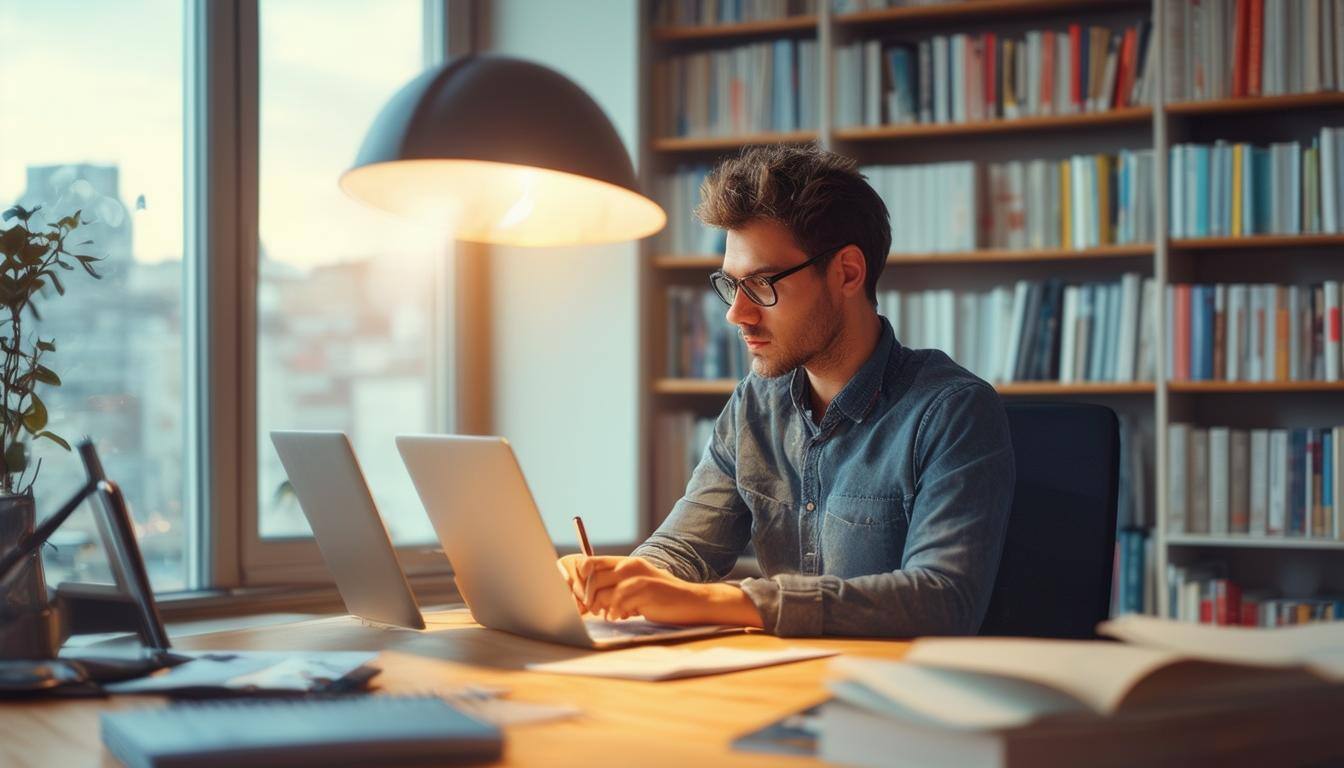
{"left": 886, "top": 244, "right": 1153, "bottom": 264}
{"left": 1168, "top": 381, "right": 1344, "bottom": 393}
{"left": 654, "top": 245, "right": 1153, "bottom": 269}
{"left": 995, "top": 382, "right": 1156, "bottom": 395}
{"left": 654, "top": 256, "right": 722, "bottom": 269}
{"left": 1165, "top": 92, "right": 1344, "bottom": 116}
{"left": 1169, "top": 233, "right": 1344, "bottom": 251}
{"left": 652, "top": 15, "right": 818, "bottom": 42}
{"left": 655, "top": 379, "right": 738, "bottom": 395}
{"left": 655, "top": 379, "right": 1155, "bottom": 396}
{"left": 652, "top": 131, "right": 819, "bottom": 152}
{"left": 1167, "top": 534, "right": 1344, "bottom": 550}
{"left": 835, "top": 0, "right": 1147, "bottom": 26}
{"left": 834, "top": 107, "right": 1151, "bottom": 142}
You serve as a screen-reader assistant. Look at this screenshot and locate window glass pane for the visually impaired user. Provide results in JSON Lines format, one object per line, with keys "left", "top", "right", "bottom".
{"left": 0, "top": 0, "right": 190, "bottom": 590}
{"left": 257, "top": 0, "right": 441, "bottom": 544}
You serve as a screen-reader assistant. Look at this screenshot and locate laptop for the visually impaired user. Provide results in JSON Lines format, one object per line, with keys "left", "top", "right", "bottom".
{"left": 270, "top": 430, "right": 454, "bottom": 630}
{"left": 395, "top": 434, "right": 747, "bottom": 649}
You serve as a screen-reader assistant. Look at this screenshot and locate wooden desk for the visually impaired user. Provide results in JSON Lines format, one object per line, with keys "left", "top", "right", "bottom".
{"left": 0, "top": 609, "right": 909, "bottom": 767}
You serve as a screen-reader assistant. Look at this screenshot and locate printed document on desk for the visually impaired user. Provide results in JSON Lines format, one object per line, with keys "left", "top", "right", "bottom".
{"left": 526, "top": 645, "right": 836, "bottom": 681}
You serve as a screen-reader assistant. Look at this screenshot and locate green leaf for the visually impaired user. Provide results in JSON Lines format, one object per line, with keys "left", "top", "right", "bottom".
{"left": 1, "top": 205, "right": 35, "bottom": 223}
{"left": 56, "top": 210, "right": 81, "bottom": 231}
{"left": 22, "top": 394, "right": 47, "bottom": 433}
{"left": 33, "top": 366, "right": 60, "bottom": 387}
{"left": 0, "top": 226, "right": 27, "bottom": 257}
{"left": 42, "top": 270, "right": 64, "bottom": 296}
{"left": 20, "top": 242, "right": 47, "bottom": 265}
{"left": 4, "top": 441, "right": 25, "bottom": 473}
{"left": 34, "top": 431, "right": 70, "bottom": 451}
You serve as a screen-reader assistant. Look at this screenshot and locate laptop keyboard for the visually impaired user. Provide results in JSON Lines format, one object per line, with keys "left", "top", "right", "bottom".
{"left": 583, "top": 617, "right": 685, "bottom": 639}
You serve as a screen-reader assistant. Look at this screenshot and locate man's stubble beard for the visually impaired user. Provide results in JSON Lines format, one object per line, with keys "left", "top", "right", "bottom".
{"left": 748, "top": 289, "right": 846, "bottom": 379}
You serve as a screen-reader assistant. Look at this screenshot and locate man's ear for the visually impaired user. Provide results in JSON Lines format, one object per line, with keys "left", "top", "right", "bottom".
{"left": 835, "top": 244, "right": 867, "bottom": 298}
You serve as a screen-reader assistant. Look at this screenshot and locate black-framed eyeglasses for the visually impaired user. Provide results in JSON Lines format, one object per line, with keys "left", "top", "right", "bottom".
{"left": 709, "top": 245, "right": 844, "bottom": 308}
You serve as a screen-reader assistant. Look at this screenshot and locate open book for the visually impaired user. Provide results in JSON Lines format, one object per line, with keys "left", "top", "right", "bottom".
{"left": 819, "top": 617, "right": 1344, "bottom": 767}
{"left": 830, "top": 616, "right": 1344, "bottom": 732}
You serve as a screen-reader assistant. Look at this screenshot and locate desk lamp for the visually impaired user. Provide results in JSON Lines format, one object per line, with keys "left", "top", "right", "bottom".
{"left": 340, "top": 54, "right": 666, "bottom": 246}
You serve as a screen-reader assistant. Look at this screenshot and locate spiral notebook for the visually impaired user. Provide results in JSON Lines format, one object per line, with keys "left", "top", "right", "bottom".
{"left": 100, "top": 695, "right": 503, "bottom": 768}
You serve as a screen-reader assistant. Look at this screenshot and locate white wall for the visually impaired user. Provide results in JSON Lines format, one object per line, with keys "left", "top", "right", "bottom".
{"left": 485, "top": 0, "right": 641, "bottom": 545}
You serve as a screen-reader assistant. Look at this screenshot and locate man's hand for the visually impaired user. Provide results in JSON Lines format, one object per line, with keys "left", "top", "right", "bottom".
{"left": 557, "top": 555, "right": 762, "bottom": 628}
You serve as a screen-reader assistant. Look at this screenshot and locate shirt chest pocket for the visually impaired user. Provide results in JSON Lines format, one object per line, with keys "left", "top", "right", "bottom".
{"left": 820, "top": 494, "right": 909, "bottom": 579}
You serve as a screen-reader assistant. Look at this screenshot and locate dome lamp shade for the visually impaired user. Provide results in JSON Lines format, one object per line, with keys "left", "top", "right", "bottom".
{"left": 339, "top": 55, "right": 666, "bottom": 247}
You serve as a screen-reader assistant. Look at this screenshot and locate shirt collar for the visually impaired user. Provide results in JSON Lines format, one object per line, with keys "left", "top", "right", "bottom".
{"left": 789, "top": 316, "right": 899, "bottom": 425}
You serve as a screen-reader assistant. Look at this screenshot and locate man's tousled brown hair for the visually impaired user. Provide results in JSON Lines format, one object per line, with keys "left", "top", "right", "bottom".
{"left": 695, "top": 143, "right": 891, "bottom": 304}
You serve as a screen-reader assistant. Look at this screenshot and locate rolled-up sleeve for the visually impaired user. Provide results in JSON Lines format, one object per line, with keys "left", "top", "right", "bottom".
{"left": 737, "top": 383, "right": 1014, "bottom": 637}
{"left": 632, "top": 388, "right": 752, "bottom": 582}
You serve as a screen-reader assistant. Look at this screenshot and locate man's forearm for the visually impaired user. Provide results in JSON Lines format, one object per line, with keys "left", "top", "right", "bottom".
{"left": 703, "top": 582, "right": 764, "bottom": 628}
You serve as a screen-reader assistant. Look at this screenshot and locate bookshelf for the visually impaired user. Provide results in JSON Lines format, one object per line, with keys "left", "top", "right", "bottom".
{"left": 638, "top": 0, "right": 1344, "bottom": 623}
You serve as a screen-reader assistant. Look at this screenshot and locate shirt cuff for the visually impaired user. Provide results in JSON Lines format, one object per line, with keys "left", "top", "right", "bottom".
{"left": 739, "top": 574, "right": 825, "bottom": 636}
{"left": 629, "top": 545, "right": 699, "bottom": 583}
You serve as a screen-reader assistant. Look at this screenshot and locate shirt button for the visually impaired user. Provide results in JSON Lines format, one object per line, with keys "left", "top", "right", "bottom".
{"left": 805, "top": 502, "right": 816, "bottom": 512}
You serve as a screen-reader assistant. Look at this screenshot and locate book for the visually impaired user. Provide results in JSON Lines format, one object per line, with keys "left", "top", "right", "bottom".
{"left": 101, "top": 695, "right": 502, "bottom": 768}
{"left": 817, "top": 619, "right": 1344, "bottom": 767}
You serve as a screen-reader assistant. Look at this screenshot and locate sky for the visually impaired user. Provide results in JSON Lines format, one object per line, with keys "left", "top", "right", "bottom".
{"left": 0, "top": 0, "right": 435, "bottom": 269}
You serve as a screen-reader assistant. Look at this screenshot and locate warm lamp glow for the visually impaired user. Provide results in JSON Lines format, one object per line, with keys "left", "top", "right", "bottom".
{"left": 340, "top": 158, "right": 666, "bottom": 247}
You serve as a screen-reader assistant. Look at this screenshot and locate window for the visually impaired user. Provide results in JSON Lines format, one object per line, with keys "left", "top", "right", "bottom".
{"left": 3, "top": 1, "right": 464, "bottom": 596}
{"left": 255, "top": 0, "right": 447, "bottom": 547}
{"left": 0, "top": 0, "right": 191, "bottom": 591}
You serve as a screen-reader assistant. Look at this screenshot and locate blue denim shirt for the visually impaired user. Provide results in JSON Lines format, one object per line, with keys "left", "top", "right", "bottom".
{"left": 633, "top": 317, "right": 1015, "bottom": 637}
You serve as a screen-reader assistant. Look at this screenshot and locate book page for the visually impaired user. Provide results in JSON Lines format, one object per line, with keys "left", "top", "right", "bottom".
{"left": 902, "top": 638, "right": 1185, "bottom": 715}
{"left": 1099, "top": 614, "right": 1344, "bottom": 679}
{"left": 828, "top": 657, "right": 1087, "bottom": 731}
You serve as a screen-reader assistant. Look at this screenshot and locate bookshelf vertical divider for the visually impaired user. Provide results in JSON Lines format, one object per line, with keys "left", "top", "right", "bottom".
{"left": 1151, "top": 0, "right": 1172, "bottom": 617}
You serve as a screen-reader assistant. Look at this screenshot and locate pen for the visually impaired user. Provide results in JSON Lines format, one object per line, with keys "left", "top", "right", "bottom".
{"left": 572, "top": 515, "right": 594, "bottom": 557}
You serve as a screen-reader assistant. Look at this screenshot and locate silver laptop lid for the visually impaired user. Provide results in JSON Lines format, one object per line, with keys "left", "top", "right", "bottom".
{"left": 270, "top": 430, "right": 426, "bottom": 630}
{"left": 395, "top": 434, "right": 592, "bottom": 647}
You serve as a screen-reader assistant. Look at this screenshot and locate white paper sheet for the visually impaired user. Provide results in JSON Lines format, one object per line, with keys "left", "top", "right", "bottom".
{"left": 526, "top": 645, "right": 836, "bottom": 681}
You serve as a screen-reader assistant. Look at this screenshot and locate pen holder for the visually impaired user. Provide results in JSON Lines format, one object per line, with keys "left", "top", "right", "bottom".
{"left": 0, "top": 492, "right": 59, "bottom": 660}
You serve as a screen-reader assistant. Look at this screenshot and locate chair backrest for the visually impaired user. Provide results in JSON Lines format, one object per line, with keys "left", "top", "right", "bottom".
{"left": 979, "top": 402, "right": 1120, "bottom": 639}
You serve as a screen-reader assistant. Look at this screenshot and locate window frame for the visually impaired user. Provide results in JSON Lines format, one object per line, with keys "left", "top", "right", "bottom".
{"left": 190, "top": 0, "right": 478, "bottom": 589}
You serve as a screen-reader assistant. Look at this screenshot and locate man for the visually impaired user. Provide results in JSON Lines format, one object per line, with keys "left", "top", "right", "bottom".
{"left": 559, "top": 143, "right": 1015, "bottom": 637}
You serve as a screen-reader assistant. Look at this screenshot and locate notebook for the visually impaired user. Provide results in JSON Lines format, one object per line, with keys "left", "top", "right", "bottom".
{"left": 101, "top": 694, "right": 503, "bottom": 768}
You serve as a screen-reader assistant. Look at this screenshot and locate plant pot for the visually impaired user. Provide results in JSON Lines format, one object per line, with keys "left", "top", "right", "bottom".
{"left": 0, "top": 492, "right": 59, "bottom": 659}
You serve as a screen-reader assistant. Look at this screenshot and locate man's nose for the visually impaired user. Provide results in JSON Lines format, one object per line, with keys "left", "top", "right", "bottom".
{"left": 724, "top": 286, "right": 760, "bottom": 328}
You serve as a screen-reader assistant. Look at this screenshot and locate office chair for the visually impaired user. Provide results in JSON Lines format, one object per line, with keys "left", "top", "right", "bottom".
{"left": 979, "top": 402, "right": 1121, "bottom": 639}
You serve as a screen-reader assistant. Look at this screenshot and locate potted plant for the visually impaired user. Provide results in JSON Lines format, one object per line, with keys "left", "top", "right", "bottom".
{"left": 0, "top": 203, "right": 102, "bottom": 659}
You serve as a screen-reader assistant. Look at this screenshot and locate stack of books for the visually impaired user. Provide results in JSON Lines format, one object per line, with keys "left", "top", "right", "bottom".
{"left": 1169, "top": 129, "right": 1344, "bottom": 237}
{"left": 863, "top": 151, "right": 1154, "bottom": 253}
{"left": 656, "top": 39, "right": 820, "bottom": 137}
{"left": 1165, "top": 0, "right": 1344, "bottom": 101}
{"left": 655, "top": 166, "right": 728, "bottom": 255}
{"left": 1165, "top": 423, "right": 1343, "bottom": 538}
{"left": 878, "top": 274, "right": 1158, "bottom": 384}
{"left": 1165, "top": 281, "right": 1342, "bottom": 382}
{"left": 1166, "top": 567, "right": 1344, "bottom": 624}
{"left": 652, "top": 0, "right": 817, "bottom": 26}
{"left": 815, "top": 616, "right": 1344, "bottom": 766}
{"left": 1112, "top": 527, "right": 1154, "bottom": 617}
{"left": 653, "top": 412, "right": 717, "bottom": 522}
{"left": 835, "top": 21, "right": 1154, "bottom": 127}
{"left": 665, "top": 287, "right": 747, "bottom": 380}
